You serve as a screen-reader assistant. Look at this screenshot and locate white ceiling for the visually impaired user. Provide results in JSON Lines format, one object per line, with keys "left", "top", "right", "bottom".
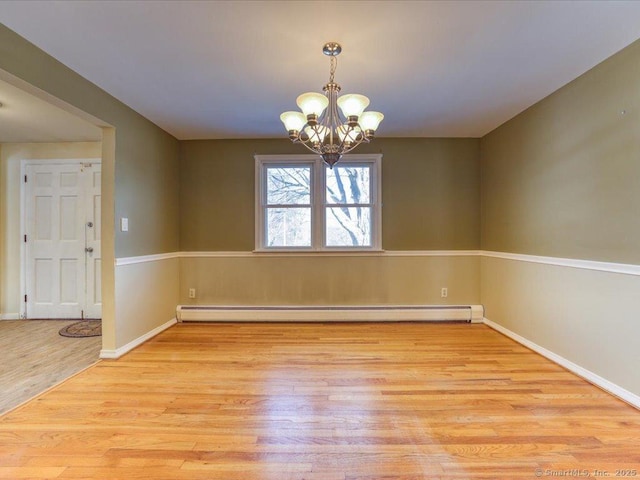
{"left": 0, "top": 77, "right": 101, "bottom": 143}
{"left": 1, "top": 0, "right": 640, "bottom": 140}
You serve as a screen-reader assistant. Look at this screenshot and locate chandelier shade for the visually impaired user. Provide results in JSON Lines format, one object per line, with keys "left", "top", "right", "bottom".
{"left": 279, "top": 111, "right": 306, "bottom": 132}
{"left": 280, "top": 42, "right": 383, "bottom": 168}
{"left": 296, "top": 93, "right": 329, "bottom": 118}
{"left": 359, "top": 111, "right": 385, "bottom": 132}
{"left": 337, "top": 94, "right": 370, "bottom": 118}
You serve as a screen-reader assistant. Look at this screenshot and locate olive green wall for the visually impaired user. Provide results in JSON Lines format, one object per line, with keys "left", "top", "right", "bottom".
{"left": 180, "top": 137, "right": 480, "bottom": 251}
{"left": 0, "top": 24, "right": 180, "bottom": 351}
{"left": 0, "top": 24, "right": 180, "bottom": 258}
{"left": 180, "top": 139, "right": 299, "bottom": 251}
{"left": 480, "top": 39, "right": 640, "bottom": 398}
{"left": 481, "top": 40, "right": 640, "bottom": 264}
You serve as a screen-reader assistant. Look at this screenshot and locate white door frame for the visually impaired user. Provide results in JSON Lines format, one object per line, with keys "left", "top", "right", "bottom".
{"left": 20, "top": 158, "right": 101, "bottom": 319}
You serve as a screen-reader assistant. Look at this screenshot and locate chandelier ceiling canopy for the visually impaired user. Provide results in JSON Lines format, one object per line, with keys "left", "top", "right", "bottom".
{"left": 280, "top": 42, "right": 384, "bottom": 168}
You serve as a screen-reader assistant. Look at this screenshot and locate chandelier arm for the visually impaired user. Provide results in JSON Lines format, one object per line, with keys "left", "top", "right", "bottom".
{"left": 328, "top": 87, "right": 339, "bottom": 148}
{"left": 297, "top": 135, "right": 327, "bottom": 155}
{"left": 336, "top": 123, "right": 357, "bottom": 153}
{"left": 296, "top": 121, "right": 320, "bottom": 150}
{"left": 340, "top": 138, "right": 366, "bottom": 154}
{"left": 340, "top": 134, "right": 364, "bottom": 154}
{"left": 336, "top": 133, "right": 350, "bottom": 154}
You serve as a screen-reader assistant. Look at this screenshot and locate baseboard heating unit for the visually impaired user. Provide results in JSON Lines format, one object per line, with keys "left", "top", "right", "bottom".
{"left": 176, "top": 305, "right": 484, "bottom": 323}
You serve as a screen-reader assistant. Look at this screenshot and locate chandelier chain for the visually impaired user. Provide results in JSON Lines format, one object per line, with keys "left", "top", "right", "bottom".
{"left": 329, "top": 56, "right": 337, "bottom": 84}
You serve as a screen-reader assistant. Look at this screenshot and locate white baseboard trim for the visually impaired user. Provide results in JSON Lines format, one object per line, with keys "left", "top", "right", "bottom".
{"left": 177, "top": 305, "right": 484, "bottom": 323}
{"left": 483, "top": 317, "right": 640, "bottom": 410}
{"left": 0, "top": 313, "right": 20, "bottom": 320}
{"left": 100, "top": 317, "right": 177, "bottom": 359}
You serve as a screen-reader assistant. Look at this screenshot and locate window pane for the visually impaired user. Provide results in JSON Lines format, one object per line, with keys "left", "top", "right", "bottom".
{"left": 325, "top": 207, "right": 371, "bottom": 247}
{"left": 267, "top": 166, "right": 311, "bottom": 205}
{"left": 267, "top": 208, "right": 311, "bottom": 247}
{"left": 325, "top": 165, "right": 370, "bottom": 205}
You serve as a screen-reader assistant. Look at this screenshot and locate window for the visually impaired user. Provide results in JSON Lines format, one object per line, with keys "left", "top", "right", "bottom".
{"left": 255, "top": 154, "right": 382, "bottom": 251}
{"left": 264, "top": 165, "right": 312, "bottom": 247}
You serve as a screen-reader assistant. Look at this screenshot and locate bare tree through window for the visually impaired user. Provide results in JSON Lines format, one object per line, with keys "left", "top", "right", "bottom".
{"left": 265, "top": 164, "right": 371, "bottom": 247}
{"left": 266, "top": 166, "right": 311, "bottom": 247}
{"left": 325, "top": 165, "right": 371, "bottom": 246}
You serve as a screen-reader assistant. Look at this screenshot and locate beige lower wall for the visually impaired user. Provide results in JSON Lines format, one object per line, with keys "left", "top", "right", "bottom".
{"left": 481, "top": 255, "right": 640, "bottom": 397}
{"left": 179, "top": 254, "right": 480, "bottom": 306}
{"left": 114, "top": 257, "right": 179, "bottom": 350}
{"left": 0, "top": 142, "right": 102, "bottom": 317}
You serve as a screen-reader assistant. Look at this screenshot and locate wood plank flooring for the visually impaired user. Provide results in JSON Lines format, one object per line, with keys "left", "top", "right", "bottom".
{"left": 0, "top": 320, "right": 101, "bottom": 414}
{"left": 0, "top": 322, "right": 639, "bottom": 479}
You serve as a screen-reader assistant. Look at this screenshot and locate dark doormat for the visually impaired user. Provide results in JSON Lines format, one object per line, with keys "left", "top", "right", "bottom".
{"left": 59, "top": 320, "right": 102, "bottom": 338}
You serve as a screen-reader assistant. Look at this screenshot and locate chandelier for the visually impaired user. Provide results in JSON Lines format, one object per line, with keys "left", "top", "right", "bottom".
{"left": 280, "top": 42, "right": 384, "bottom": 168}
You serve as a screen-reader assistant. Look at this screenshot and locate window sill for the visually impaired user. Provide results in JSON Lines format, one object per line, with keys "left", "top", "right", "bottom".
{"left": 252, "top": 248, "right": 385, "bottom": 256}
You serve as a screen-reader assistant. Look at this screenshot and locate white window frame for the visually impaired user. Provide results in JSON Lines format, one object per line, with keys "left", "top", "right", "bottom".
{"left": 255, "top": 153, "right": 382, "bottom": 252}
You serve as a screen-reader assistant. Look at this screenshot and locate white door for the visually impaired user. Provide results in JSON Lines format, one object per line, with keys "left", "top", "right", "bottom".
{"left": 84, "top": 165, "right": 101, "bottom": 319}
{"left": 24, "top": 161, "right": 102, "bottom": 319}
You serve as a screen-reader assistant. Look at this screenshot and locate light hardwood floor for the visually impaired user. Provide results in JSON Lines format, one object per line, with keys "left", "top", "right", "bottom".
{"left": 0, "top": 322, "right": 638, "bottom": 479}
{"left": 0, "top": 320, "right": 101, "bottom": 414}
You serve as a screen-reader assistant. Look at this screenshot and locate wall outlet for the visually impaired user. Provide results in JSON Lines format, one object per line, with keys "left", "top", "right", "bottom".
{"left": 188, "top": 288, "right": 196, "bottom": 299}
{"left": 441, "top": 287, "right": 448, "bottom": 298}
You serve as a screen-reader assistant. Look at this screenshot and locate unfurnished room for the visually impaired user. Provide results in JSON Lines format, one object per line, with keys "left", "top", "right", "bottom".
{"left": 1, "top": 1, "right": 640, "bottom": 478}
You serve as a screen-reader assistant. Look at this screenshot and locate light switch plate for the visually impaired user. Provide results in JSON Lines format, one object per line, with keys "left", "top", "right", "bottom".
{"left": 121, "top": 217, "right": 129, "bottom": 232}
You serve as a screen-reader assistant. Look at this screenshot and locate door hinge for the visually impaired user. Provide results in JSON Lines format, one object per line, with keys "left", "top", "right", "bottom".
{"left": 24, "top": 234, "right": 27, "bottom": 243}
{"left": 24, "top": 294, "right": 27, "bottom": 302}
{"left": 24, "top": 174, "right": 27, "bottom": 183}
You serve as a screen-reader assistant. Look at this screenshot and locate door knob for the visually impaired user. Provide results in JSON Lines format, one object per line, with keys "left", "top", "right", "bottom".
{"left": 85, "top": 247, "right": 94, "bottom": 253}
{"left": 87, "top": 222, "right": 93, "bottom": 228}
